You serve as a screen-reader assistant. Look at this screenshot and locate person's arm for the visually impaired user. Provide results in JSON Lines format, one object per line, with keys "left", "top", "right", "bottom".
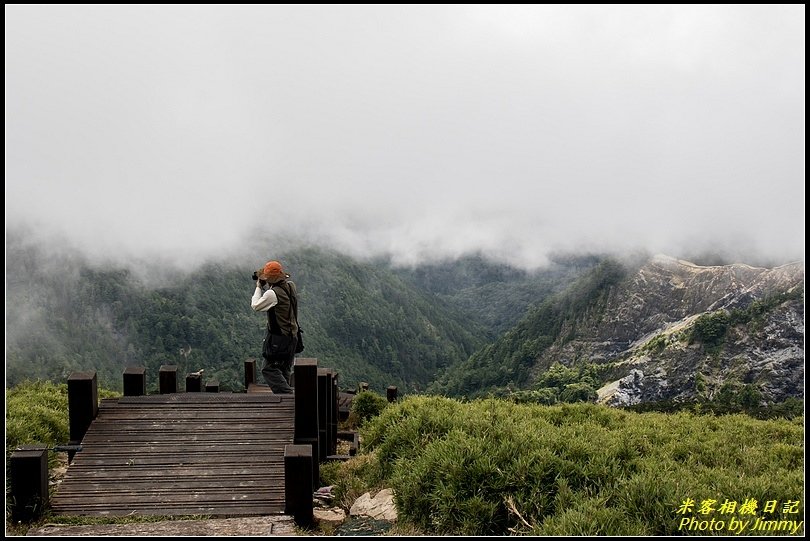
{"left": 251, "top": 283, "right": 278, "bottom": 312}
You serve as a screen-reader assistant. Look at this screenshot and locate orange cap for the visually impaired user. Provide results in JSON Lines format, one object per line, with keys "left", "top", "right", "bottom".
{"left": 260, "top": 260, "right": 286, "bottom": 282}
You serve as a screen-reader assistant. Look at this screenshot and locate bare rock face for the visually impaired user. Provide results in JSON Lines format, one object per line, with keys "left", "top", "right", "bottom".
{"left": 349, "top": 489, "right": 397, "bottom": 521}
{"left": 539, "top": 256, "right": 804, "bottom": 406}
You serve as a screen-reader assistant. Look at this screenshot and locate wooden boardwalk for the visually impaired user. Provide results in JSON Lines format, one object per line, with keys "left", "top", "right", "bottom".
{"left": 50, "top": 393, "right": 295, "bottom": 517}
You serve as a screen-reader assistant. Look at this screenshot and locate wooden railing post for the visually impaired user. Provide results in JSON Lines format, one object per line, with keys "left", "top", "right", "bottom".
{"left": 387, "top": 385, "right": 398, "bottom": 403}
{"left": 294, "top": 358, "right": 319, "bottom": 489}
{"left": 186, "top": 373, "right": 202, "bottom": 392}
{"left": 329, "top": 370, "right": 339, "bottom": 456}
{"left": 205, "top": 380, "right": 220, "bottom": 393}
{"left": 317, "top": 368, "right": 329, "bottom": 461}
{"left": 284, "top": 444, "right": 313, "bottom": 527}
{"left": 9, "top": 445, "right": 49, "bottom": 522}
{"left": 123, "top": 366, "right": 146, "bottom": 396}
{"left": 68, "top": 371, "right": 98, "bottom": 447}
{"left": 244, "top": 359, "right": 257, "bottom": 391}
{"left": 159, "top": 365, "right": 178, "bottom": 394}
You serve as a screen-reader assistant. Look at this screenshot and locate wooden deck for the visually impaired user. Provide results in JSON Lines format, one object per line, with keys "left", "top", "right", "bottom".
{"left": 50, "top": 393, "right": 295, "bottom": 517}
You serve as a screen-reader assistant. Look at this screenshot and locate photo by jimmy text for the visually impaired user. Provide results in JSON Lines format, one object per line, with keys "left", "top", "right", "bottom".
{"left": 676, "top": 498, "right": 803, "bottom": 535}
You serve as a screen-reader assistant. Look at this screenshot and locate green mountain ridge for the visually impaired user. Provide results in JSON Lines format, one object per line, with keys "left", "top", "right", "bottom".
{"left": 7, "top": 228, "right": 802, "bottom": 408}
{"left": 5, "top": 232, "right": 589, "bottom": 393}
{"left": 430, "top": 259, "right": 627, "bottom": 396}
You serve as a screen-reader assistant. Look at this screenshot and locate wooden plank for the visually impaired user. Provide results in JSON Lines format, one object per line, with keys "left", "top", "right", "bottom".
{"left": 51, "top": 504, "right": 286, "bottom": 517}
{"left": 51, "top": 392, "right": 296, "bottom": 517}
{"left": 69, "top": 456, "right": 287, "bottom": 467}
{"left": 80, "top": 433, "right": 293, "bottom": 442}
{"left": 56, "top": 466, "right": 287, "bottom": 476}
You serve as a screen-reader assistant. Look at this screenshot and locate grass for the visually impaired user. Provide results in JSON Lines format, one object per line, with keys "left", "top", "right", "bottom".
{"left": 345, "top": 396, "right": 804, "bottom": 536}
{"left": 7, "top": 381, "right": 804, "bottom": 536}
{"left": 5, "top": 380, "right": 121, "bottom": 532}
{"left": 6, "top": 380, "right": 120, "bottom": 453}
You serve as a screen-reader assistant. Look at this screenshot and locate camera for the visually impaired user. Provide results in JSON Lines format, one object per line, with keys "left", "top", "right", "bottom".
{"left": 252, "top": 271, "right": 267, "bottom": 286}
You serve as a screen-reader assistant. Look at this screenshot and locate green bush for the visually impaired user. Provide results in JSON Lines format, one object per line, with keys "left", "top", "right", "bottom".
{"left": 559, "top": 382, "right": 597, "bottom": 403}
{"left": 510, "top": 387, "right": 558, "bottom": 405}
{"left": 643, "top": 334, "right": 668, "bottom": 354}
{"left": 349, "top": 391, "right": 389, "bottom": 427}
{"left": 691, "top": 310, "right": 730, "bottom": 352}
{"left": 359, "top": 396, "right": 804, "bottom": 536}
{"left": 506, "top": 363, "right": 601, "bottom": 405}
{"left": 534, "top": 496, "right": 648, "bottom": 535}
{"left": 626, "top": 396, "right": 802, "bottom": 420}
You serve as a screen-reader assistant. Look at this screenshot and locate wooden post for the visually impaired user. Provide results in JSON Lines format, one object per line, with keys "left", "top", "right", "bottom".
{"left": 205, "top": 380, "right": 220, "bottom": 393}
{"left": 9, "top": 445, "right": 49, "bottom": 522}
{"left": 244, "top": 359, "right": 256, "bottom": 391}
{"left": 159, "top": 365, "right": 178, "bottom": 394}
{"left": 186, "top": 373, "right": 202, "bottom": 392}
{"left": 68, "top": 371, "right": 98, "bottom": 445}
{"left": 320, "top": 370, "right": 336, "bottom": 456}
{"left": 350, "top": 431, "right": 360, "bottom": 456}
{"left": 123, "top": 366, "right": 146, "bottom": 396}
{"left": 294, "top": 358, "right": 319, "bottom": 489}
{"left": 284, "top": 444, "right": 313, "bottom": 527}
{"left": 317, "top": 369, "right": 329, "bottom": 462}
{"left": 338, "top": 391, "right": 352, "bottom": 422}
{"left": 329, "top": 371, "right": 339, "bottom": 456}
{"left": 387, "top": 385, "right": 398, "bottom": 403}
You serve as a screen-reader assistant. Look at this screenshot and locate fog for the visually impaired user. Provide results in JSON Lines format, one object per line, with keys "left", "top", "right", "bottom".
{"left": 5, "top": 5, "right": 805, "bottom": 270}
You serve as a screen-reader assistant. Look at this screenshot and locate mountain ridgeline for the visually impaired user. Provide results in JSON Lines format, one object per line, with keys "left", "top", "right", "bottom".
{"left": 5, "top": 232, "right": 593, "bottom": 393}
{"left": 6, "top": 230, "right": 804, "bottom": 408}
{"left": 433, "top": 255, "right": 804, "bottom": 408}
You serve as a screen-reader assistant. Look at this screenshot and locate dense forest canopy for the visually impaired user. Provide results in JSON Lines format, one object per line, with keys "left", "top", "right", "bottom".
{"left": 6, "top": 231, "right": 595, "bottom": 393}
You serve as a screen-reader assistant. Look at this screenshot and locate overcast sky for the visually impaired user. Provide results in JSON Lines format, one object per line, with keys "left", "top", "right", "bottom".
{"left": 5, "top": 5, "right": 805, "bottom": 268}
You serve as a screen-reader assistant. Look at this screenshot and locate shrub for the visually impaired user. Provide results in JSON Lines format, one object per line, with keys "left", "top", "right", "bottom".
{"left": 559, "top": 383, "right": 597, "bottom": 403}
{"left": 358, "top": 396, "right": 804, "bottom": 536}
{"left": 510, "top": 387, "right": 558, "bottom": 405}
{"left": 643, "top": 334, "right": 668, "bottom": 354}
{"left": 691, "top": 310, "right": 730, "bottom": 352}
{"left": 349, "top": 390, "right": 389, "bottom": 427}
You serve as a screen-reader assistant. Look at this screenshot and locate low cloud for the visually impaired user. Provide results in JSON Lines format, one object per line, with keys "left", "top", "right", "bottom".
{"left": 6, "top": 5, "right": 805, "bottom": 270}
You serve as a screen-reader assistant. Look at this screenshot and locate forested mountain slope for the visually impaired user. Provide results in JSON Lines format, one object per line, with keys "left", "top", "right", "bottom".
{"left": 6, "top": 232, "right": 589, "bottom": 393}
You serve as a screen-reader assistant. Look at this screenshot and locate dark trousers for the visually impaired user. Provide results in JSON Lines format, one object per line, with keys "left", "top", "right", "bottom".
{"left": 262, "top": 335, "right": 297, "bottom": 394}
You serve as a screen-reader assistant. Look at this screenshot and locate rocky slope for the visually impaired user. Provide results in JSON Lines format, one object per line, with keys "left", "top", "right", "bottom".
{"left": 537, "top": 255, "right": 804, "bottom": 406}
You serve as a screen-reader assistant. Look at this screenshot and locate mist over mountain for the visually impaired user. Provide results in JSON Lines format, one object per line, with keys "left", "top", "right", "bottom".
{"left": 3, "top": 5, "right": 805, "bottom": 414}
{"left": 5, "top": 229, "right": 595, "bottom": 392}
{"left": 5, "top": 5, "right": 805, "bottom": 273}
{"left": 6, "top": 221, "right": 804, "bottom": 417}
